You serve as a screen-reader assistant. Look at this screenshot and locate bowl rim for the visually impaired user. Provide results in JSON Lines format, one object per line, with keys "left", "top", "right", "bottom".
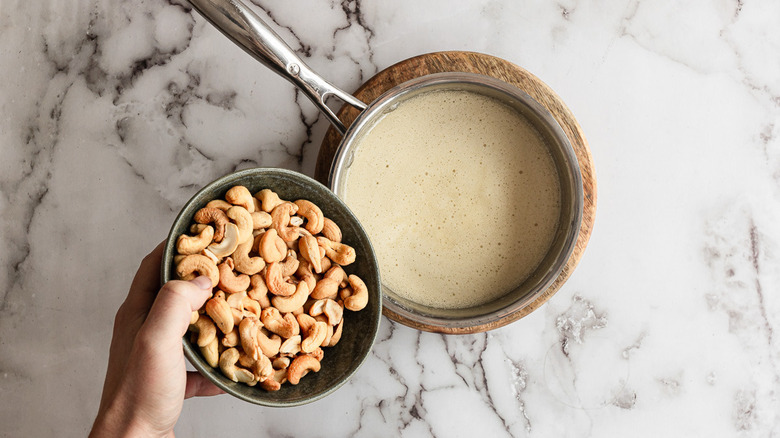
{"left": 161, "top": 167, "right": 382, "bottom": 407}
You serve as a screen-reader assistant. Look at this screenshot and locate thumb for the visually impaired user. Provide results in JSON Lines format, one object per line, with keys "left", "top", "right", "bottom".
{"left": 140, "top": 277, "right": 212, "bottom": 344}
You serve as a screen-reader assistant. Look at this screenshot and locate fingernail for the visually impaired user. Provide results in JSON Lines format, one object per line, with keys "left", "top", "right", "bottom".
{"left": 191, "top": 276, "right": 212, "bottom": 290}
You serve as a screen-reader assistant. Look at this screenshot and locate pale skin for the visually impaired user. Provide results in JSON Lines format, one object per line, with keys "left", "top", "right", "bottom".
{"left": 90, "top": 242, "right": 224, "bottom": 438}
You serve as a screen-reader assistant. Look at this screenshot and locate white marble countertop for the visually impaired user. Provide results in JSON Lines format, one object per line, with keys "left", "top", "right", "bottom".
{"left": 2, "top": 0, "right": 779, "bottom": 436}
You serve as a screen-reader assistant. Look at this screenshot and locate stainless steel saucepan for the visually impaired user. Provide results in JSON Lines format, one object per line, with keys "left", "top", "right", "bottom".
{"left": 187, "top": 0, "right": 584, "bottom": 333}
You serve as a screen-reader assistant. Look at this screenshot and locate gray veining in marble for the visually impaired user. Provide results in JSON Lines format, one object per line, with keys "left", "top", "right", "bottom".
{"left": 2, "top": 0, "right": 780, "bottom": 436}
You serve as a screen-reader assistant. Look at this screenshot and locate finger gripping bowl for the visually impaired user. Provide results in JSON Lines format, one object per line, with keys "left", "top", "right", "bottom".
{"left": 161, "top": 168, "right": 382, "bottom": 407}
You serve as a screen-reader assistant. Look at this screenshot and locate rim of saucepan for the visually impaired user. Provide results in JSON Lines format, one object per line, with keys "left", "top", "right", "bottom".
{"left": 162, "top": 167, "right": 382, "bottom": 407}
{"left": 328, "top": 72, "right": 583, "bottom": 334}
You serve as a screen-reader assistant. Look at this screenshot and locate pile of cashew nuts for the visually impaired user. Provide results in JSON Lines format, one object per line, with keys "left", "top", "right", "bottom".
{"left": 174, "top": 185, "right": 369, "bottom": 391}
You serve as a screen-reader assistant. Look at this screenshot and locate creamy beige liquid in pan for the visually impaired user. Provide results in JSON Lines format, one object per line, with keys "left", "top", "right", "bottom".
{"left": 343, "top": 90, "right": 561, "bottom": 309}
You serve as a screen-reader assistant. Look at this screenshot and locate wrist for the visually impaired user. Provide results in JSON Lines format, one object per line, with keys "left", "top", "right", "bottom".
{"left": 89, "top": 391, "right": 165, "bottom": 438}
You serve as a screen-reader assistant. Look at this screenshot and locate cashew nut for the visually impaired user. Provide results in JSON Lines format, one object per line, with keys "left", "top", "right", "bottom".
{"left": 273, "top": 356, "right": 291, "bottom": 370}
{"left": 239, "top": 317, "right": 262, "bottom": 361}
{"left": 339, "top": 286, "right": 353, "bottom": 302}
{"left": 260, "top": 379, "right": 281, "bottom": 391}
{"left": 225, "top": 185, "right": 255, "bottom": 213}
{"left": 194, "top": 207, "right": 229, "bottom": 242}
{"left": 207, "top": 222, "right": 240, "bottom": 258}
{"left": 321, "top": 217, "right": 342, "bottom": 243}
{"left": 344, "top": 274, "right": 369, "bottom": 311}
{"left": 206, "top": 199, "right": 232, "bottom": 211}
{"left": 287, "top": 354, "right": 321, "bottom": 385}
{"left": 293, "top": 199, "right": 324, "bottom": 234}
{"left": 316, "top": 236, "right": 356, "bottom": 266}
{"left": 226, "top": 206, "right": 254, "bottom": 244}
{"left": 190, "top": 314, "right": 217, "bottom": 347}
{"left": 259, "top": 228, "right": 287, "bottom": 263}
{"left": 324, "top": 265, "right": 348, "bottom": 288}
{"left": 310, "top": 278, "right": 339, "bottom": 300}
{"left": 314, "top": 315, "right": 334, "bottom": 347}
{"left": 221, "top": 326, "right": 239, "bottom": 347}
{"left": 260, "top": 368, "right": 287, "bottom": 391}
{"left": 307, "top": 347, "right": 325, "bottom": 362}
{"left": 265, "top": 262, "right": 296, "bottom": 297}
{"left": 309, "top": 298, "right": 343, "bottom": 326}
{"left": 324, "top": 318, "right": 344, "bottom": 347}
{"left": 175, "top": 254, "right": 219, "bottom": 288}
{"left": 271, "top": 202, "right": 300, "bottom": 242}
{"left": 261, "top": 307, "right": 299, "bottom": 339}
{"left": 176, "top": 225, "right": 214, "bottom": 255}
{"left": 201, "top": 248, "right": 220, "bottom": 265}
{"left": 219, "top": 348, "right": 255, "bottom": 384}
{"left": 238, "top": 351, "right": 255, "bottom": 369}
{"left": 232, "top": 238, "right": 265, "bottom": 275}
{"left": 298, "top": 233, "right": 322, "bottom": 273}
{"left": 301, "top": 320, "right": 328, "bottom": 353}
{"left": 217, "top": 258, "right": 250, "bottom": 294}
{"left": 296, "top": 313, "right": 316, "bottom": 335}
{"left": 320, "top": 252, "right": 332, "bottom": 273}
{"left": 271, "top": 281, "right": 310, "bottom": 314}
{"left": 279, "top": 335, "right": 302, "bottom": 356}
{"left": 242, "top": 296, "right": 262, "bottom": 319}
{"left": 255, "top": 189, "right": 282, "bottom": 213}
{"left": 225, "top": 290, "right": 247, "bottom": 310}
{"left": 255, "top": 329, "right": 282, "bottom": 358}
{"left": 247, "top": 274, "right": 271, "bottom": 308}
{"left": 295, "top": 260, "right": 317, "bottom": 292}
{"left": 251, "top": 211, "right": 272, "bottom": 229}
{"left": 190, "top": 223, "right": 209, "bottom": 234}
{"left": 205, "top": 295, "right": 234, "bottom": 334}
{"left": 200, "top": 337, "right": 219, "bottom": 368}
{"left": 279, "top": 250, "right": 300, "bottom": 278}
{"left": 251, "top": 354, "right": 273, "bottom": 381}
{"left": 231, "top": 307, "right": 243, "bottom": 325}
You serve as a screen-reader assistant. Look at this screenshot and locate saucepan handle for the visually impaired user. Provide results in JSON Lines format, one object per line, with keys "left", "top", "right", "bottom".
{"left": 188, "top": 0, "right": 367, "bottom": 134}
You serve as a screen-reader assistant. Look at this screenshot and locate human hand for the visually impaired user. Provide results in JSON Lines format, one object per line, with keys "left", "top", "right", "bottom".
{"left": 90, "top": 242, "right": 223, "bottom": 438}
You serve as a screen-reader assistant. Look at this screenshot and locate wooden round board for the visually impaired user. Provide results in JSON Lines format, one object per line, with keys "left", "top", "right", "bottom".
{"left": 315, "top": 51, "right": 597, "bottom": 333}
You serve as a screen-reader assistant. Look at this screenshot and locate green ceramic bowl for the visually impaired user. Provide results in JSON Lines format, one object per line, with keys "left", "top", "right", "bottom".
{"left": 161, "top": 168, "right": 381, "bottom": 407}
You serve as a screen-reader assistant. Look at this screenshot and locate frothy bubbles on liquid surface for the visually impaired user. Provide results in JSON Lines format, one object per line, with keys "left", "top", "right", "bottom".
{"left": 343, "top": 89, "right": 561, "bottom": 310}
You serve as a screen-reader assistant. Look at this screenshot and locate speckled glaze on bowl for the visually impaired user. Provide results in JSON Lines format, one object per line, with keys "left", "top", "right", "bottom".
{"left": 161, "top": 168, "right": 381, "bottom": 407}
